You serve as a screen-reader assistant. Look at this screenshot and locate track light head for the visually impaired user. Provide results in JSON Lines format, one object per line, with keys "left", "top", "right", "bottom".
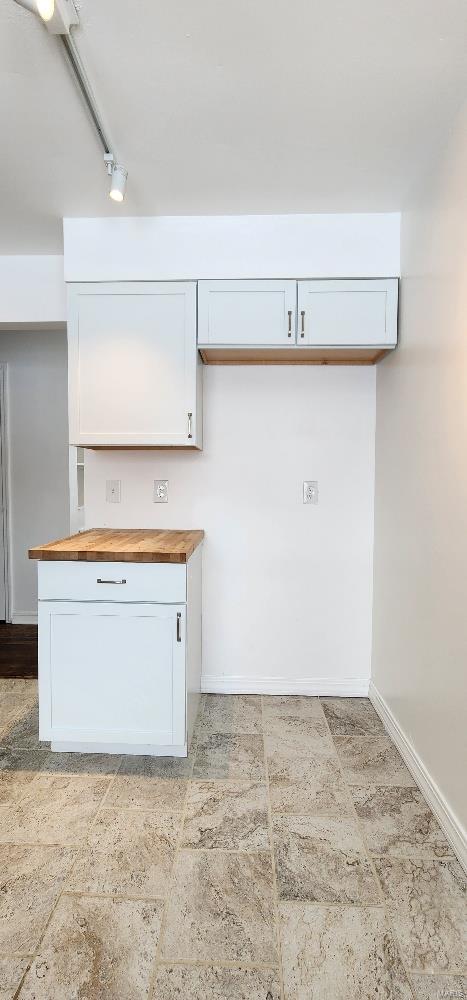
{"left": 13, "top": 0, "right": 79, "bottom": 34}
{"left": 109, "top": 163, "right": 128, "bottom": 203}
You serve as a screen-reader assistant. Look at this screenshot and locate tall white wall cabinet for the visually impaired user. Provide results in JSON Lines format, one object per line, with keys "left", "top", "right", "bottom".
{"left": 67, "top": 281, "right": 202, "bottom": 449}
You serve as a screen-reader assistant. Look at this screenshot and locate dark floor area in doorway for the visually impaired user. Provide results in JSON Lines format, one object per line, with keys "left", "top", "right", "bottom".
{"left": 0, "top": 623, "right": 38, "bottom": 678}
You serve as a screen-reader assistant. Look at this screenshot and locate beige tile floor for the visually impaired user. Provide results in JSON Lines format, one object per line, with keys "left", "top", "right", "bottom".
{"left": 0, "top": 682, "right": 465, "bottom": 999}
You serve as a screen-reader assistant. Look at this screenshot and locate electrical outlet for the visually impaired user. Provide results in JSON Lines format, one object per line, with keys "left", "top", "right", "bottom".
{"left": 153, "top": 480, "right": 168, "bottom": 503}
{"left": 106, "top": 479, "right": 121, "bottom": 503}
{"left": 303, "top": 480, "right": 318, "bottom": 504}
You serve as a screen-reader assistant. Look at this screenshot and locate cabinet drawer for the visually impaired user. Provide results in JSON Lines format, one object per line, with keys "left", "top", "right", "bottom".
{"left": 38, "top": 560, "right": 186, "bottom": 604}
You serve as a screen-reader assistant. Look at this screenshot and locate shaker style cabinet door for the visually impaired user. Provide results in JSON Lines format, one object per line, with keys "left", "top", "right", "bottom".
{"left": 198, "top": 280, "right": 297, "bottom": 346}
{"left": 38, "top": 601, "right": 186, "bottom": 747}
{"left": 68, "top": 282, "right": 201, "bottom": 447}
{"left": 297, "top": 279, "right": 398, "bottom": 347}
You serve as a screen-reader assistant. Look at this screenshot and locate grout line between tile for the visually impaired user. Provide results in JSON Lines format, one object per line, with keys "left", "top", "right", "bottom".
{"left": 147, "top": 756, "right": 190, "bottom": 999}
{"left": 261, "top": 695, "right": 286, "bottom": 1000}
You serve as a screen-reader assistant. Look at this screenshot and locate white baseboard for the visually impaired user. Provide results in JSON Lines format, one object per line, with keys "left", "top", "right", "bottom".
{"left": 11, "top": 613, "right": 38, "bottom": 625}
{"left": 369, "top": 681, "right": 467, "bottom": 874}
{"left": 201, "top": 675, "right": 369, "bottom": 696}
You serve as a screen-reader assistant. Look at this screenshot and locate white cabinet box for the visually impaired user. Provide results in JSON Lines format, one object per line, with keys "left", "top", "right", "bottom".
{"left": 36, "top": 548, "right": 202, "bottom": 756}
{"left": 68, "top": 281, "right": 202, "bottom": 448}
{"left": 198, "top": 278, "right": 398, "bottom": 364}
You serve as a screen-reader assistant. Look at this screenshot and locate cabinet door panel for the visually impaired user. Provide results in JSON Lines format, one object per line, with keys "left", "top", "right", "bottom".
{"left": 298, "top": 279, "right": 398, "bottom": 347}
{"left": 39, "top": 602, "right": 185, "bottom": 746}
{"left": 68, "top": 282, "right": 199, "bottom": 447}
{"left": 198, "top": 280, "right": 296, "bottom": 346}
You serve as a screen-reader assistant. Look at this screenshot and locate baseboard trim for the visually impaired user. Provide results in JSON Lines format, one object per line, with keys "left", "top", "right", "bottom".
{"left": 201, "top": 676, "right": 369, "bottom": 696}
{"left": 11, "top": 613, "right": 38, "bottom": 626}
{"left": 369, "top": 681, "right": 467, "bottom": 873}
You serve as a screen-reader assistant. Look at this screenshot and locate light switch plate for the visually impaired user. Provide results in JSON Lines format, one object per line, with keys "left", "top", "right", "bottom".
{"left": 303, "top": 480, "right": 318, "bottom": 504}
{"left": 106, "top": 479, "right": 121, "bottom": 503}
{"left": 153, "top": 480, "right": 168, "bottom": 503}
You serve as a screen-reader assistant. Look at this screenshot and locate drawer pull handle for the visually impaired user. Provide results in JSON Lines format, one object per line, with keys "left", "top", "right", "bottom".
{"left": 176, "top": 611, "right": 182, "bottom": 642}
{"left": 300, "top": 310, "right": 305, "bottom": 338}
{"left": 287, "top": 310, "right": 292, "bottom": 337}
{"left": 96, "top": 578, "right": 127, "bottom": 585}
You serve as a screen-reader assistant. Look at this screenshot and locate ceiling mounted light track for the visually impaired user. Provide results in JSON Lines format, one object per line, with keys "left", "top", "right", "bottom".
{"left": 13, "top": 0, "right": 128, "bottom": 202}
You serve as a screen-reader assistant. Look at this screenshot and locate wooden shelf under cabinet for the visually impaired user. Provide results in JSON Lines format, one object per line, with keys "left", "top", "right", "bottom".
{"left": 198, "top": 346, "right": 391, "bottom": 365}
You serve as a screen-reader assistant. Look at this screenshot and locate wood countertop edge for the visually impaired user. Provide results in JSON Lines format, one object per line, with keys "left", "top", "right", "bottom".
{"left": 28, "top": 529, "right": 204, "bottom": 563}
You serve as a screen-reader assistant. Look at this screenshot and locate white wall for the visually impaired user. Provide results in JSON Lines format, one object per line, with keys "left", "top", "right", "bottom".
{"left": 64, "top": 213, "right": 400, "bottom": 281}
{"left": 85, "top": 365, "right": 376, "bottom": 693}
{"left": 0, "top": 257, "right": 66, "bottom": 329}
{"left": 0, "top": 331, "right": 69, "bottom": 622}
{"left": 371, "top": 105, "right": 467, "bottom": 862}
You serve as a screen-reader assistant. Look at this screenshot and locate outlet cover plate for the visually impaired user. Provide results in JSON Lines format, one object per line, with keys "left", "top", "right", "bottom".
{"left": 106, "top": 479, "right": 121, "bottom": 504}
{"left": 153, "top": 480, "right": 169, "bottom": 503}
{"left": 303, "top": 480, "right": 318, "bottom": 504}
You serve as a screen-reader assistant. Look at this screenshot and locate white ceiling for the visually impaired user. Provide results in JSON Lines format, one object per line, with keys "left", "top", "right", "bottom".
{"left": 1, "top": 0, "right": 466, "bottom": 253}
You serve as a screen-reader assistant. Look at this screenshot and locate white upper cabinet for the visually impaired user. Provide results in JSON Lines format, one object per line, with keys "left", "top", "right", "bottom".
{"left": 198, "top": 280, "right": 297, "bottom": 346}
{"left": 68, "top": 282, "right": 201, "bottom": 448}
{"left": 297, "top": 279, "right": 398, "bottom": 347}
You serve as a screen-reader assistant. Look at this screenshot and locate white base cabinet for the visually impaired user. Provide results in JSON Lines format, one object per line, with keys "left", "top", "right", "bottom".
{"left": 37, "top": 549, "right": 202, "bottom": 756}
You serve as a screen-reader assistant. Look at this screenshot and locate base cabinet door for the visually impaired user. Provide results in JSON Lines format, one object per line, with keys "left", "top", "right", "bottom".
{"left": 67, "top": 281, "right": 201, "bottom": 448}
{"left": 39, "top": 601, "right": 186, "bottom": 748}
{"left": 297, "top": 279, "right": 398, "bottom": 347}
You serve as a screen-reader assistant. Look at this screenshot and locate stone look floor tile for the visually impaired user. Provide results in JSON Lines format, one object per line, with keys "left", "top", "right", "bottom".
{"left": 335, "top": 735, "right": 416, "bottom": 786}
{"left": 40, "top": 751, "right": 122, "bottom": 776}
{"left": 193, "top": 733, "right": 265, "bottom": 780}
{"left": 410, "top": 974, "right": 467, "bottom": 998}
{"left": 280, "top": 902, "right": 413, "bottom": 1000}
{"left": 352, "top": 785, "right": 455, "bottom": 859}
{"left": 1, "top": 703, "right": 49, "bottom": 752}
{"left": 0, "top": 844, "right": 75, "bottom": 953}
{"left": 0, "top": 681, "right": 37, "bottom": 739}
{"left": 152, "top": 965, "right": 282, "bottom": 999}
{"left": 196, "top": 694, "right": 263, "bottom": 734}
{"left": 262, "top": 695, "right": 325, "bottom": 723}
{"left": 181, "top": 780, "right": 269, "bottom": 850}
{"left": 0, "top": 749, "right": 45, "bottom": 804}
{"left": 0, "top": 773, "right": 110, "bottom": 845}
{"left": 273, "top": 814, "right": 380, "bottom": 903}
{"left": 0, "top": 956, "right": 29, "bottom": 999}
{"left": 106, "top": 755, "right": 189, "bottom": 810}
{"left": 374, "top": 857, "right": 467, "bottom": 973}
{"left": 19, "top": 894, "right": 164, "bottom": 1000}
{"left": 321, "top": 696, "right": 387, "bottom": 736}
{"left": 119, "top": 750, "right": 194, "bottom": 779}
{"left": 68, "top": 807, "right": 181, "bottom": 897}
{"left": 265, "top": 736, "right": 352, "bottom": 815}
{"left": 161, "top": 849, "right": 277, "bottom": 963}
{"left": 263, "top": 712, "right": 333, "bottom": 745}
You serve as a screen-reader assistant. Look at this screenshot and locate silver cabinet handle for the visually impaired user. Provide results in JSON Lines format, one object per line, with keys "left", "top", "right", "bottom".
{"left": 187, "top": 412, "right": 193, "bottom": 439}
{"left": 97, "top": 578, "right": 127, "bottom": 584}
{"left": 300, "top": 310, "right": 305, "bottom": 338}
{"left": 287, "top": 310, "right": 292, "bottom": 338}
{"left": 176, "top": 611, "right": 182, "bottom": 642}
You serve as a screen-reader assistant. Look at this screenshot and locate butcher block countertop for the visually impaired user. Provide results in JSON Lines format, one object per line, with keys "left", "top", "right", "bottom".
{"left": 29, "top": 528, "right": 204, "bottom": 564}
